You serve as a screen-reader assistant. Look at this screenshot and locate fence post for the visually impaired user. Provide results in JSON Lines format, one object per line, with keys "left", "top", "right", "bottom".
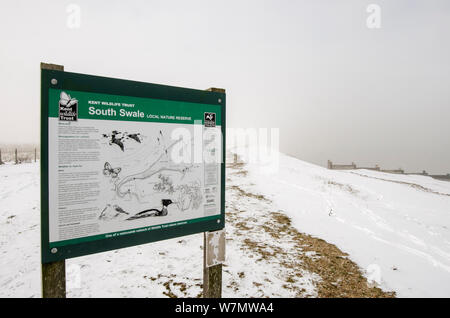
{"left": 327, "top": 160, "right": 333, "bottom": 169}
{"left": 35, "top": 148, "right": 37, "bottom": 162}
{"left": 15, "top": 148, "right": 18, "bottom": 164}
{"left": 0, "top": 149, "right": 3, "bottom": 165}
{"left": 41, "top": 62, "right": 66, "bottom": 298}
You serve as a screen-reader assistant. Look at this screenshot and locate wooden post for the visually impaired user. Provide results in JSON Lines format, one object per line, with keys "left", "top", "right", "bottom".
{"left": 203, "top": 87, "right": 225, "bottom": 298}
{"left": 0, "top": 149, "right": 3, "bottom": 165}
{"left": 42, "top": 261, "right": 66, "bottom": 298}
{"left": 203, "top": 230, "right": 225, "bottom": 298}
{"left": 35, "top": 148, "right": 37, "bottom": 162}
{"left": 327, "top": 160, "right": 333, "bottom": 169}
{"left": 41, "top": 62, "right": 66, "bottom": 298}
{"left": 15, "top": 148, "right": 18, "bottom": 164}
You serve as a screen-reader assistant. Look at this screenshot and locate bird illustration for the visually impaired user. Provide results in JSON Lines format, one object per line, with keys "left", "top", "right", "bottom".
{"left": 126, "top": 199, "right": 174, "bottom": 220}
{"left": 127, "top": 133, "right": 141, "bottom": 143}
{"left": 109, "top": 131, "right": 125, "bottom": 151}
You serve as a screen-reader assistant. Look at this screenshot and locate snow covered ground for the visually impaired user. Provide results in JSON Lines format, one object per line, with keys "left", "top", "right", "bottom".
{"left": 236, "top": 149, "right": 450, "bottom": 297}
{"left": 0, "top": 161, "right": 322, "bottom": 298}
{"left": 1, "top": 152, "right": 449, "bottom": 297}
{"left": 0, "top": 162, "right": 40, "bottom": 297}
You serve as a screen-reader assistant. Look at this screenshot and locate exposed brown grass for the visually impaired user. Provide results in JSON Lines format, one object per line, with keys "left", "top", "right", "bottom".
{"left": 327, "top": 180, "right": 360, "bottom": 195}
{"left": 162, "top": 280, "right": 178, "bottom": 298}
{"left": 228, "top": 185, "right": 270, "bottom": 202}
{"left": 268, "top": 212, "right": 395, "bottom": 298}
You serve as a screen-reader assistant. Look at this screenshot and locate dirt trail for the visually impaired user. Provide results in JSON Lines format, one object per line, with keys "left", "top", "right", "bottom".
{"left": 225, "top": 160, "right": 395, "bottom": 298}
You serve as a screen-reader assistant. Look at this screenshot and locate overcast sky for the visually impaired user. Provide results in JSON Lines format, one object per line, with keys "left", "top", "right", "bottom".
{"left": 0, "top": 0, "right": 449, "bottom": 173}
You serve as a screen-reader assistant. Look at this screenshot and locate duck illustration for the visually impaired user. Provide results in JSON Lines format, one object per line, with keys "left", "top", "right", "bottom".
{"left": 126, "top": 199, "right": 174, "bottom": 220}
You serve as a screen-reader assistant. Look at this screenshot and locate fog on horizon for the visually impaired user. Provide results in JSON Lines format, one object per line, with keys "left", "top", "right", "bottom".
{"left": 0, "top": 0, "right": 449, "bottom": 174}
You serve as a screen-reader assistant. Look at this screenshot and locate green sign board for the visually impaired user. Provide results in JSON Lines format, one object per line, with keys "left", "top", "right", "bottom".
{"left": 41, "top": 68, "right": 225, "bottom": 263}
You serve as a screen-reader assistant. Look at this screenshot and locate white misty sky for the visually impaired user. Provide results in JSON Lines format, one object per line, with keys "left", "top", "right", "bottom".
{"left": 0, "top": 0, "right": 449, "bottom": 173}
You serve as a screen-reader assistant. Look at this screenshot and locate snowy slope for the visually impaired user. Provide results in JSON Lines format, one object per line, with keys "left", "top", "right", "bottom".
{"left": 236, "top": 150, "right": 450, "bottom": 297}
{"left": 1, "top": 153, "right": 449, "bottom": 297}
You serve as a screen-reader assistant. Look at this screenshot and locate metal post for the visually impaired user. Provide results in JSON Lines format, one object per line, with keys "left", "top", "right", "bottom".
{"left": 41, "top": 62, "right": 66, "bottom": 298}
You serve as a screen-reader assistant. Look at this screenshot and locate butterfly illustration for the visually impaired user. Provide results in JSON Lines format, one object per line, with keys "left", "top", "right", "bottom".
{"left": 59, "top": 91, "right": 78, "bottom": 107}
{"left": 103, "top": 162, "right": 121, "bottom": 178}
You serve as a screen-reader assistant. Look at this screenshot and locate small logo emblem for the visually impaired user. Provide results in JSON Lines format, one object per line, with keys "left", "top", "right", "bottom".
{"left": 59, "top": 91, "right": 78, "bottom": 121}
{"left": 204, "top": 112, "right": 216, "bottom": 127}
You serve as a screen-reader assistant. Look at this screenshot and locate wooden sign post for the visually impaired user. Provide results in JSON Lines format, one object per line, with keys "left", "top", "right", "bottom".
{"left": 41, "top": 62, "right": 66, "bottom": 298}
{"left": 202, "top": 87, "right": 226, "bottom": 298}
{"left": 203, "top": 230, "right": 225, "bottom": 298}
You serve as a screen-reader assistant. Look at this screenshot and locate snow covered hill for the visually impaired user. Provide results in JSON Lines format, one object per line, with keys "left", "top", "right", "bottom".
{"left": 235, "top": 150, "right": 450, "bottom": 297}
{"left": 0, "top": 151, "right": 449, "bottom": 297}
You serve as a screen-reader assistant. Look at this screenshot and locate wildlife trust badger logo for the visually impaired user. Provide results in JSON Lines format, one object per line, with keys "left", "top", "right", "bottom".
{"left": 204, "top": 112, "right": 216, "bottom": 127}
{"left": 59, "top": 91, "right": 78, "bottom": 121}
